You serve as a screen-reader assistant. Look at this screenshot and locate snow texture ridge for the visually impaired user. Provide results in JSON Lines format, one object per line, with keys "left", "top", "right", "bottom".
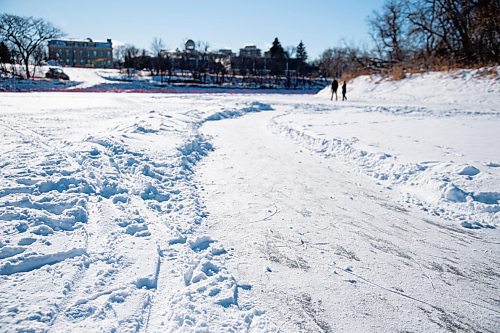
{"left": 271, "top": 110, "right": 499, "bottom": 229}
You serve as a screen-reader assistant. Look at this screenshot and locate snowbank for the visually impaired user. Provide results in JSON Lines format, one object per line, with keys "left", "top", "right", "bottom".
{"left": 318, "top": 67, "right": 500, "bottom": 111}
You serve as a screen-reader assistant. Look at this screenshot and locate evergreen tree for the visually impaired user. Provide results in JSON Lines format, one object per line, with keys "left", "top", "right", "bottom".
{"left": 296, "top": 41, "right": 308, "bottom": 62}
{"left": 270, "top": 37, "right": 285, "bottom": 59}
{"left": 296, "top": 41, "right": 308, "bottom": 76}
{"left": 270, "top": 37, "right": 285, "bottom": 76}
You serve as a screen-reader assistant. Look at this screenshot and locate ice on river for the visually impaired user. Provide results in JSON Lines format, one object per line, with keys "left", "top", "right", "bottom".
{"left": 0, "top": 68, "right": 498, "bottom": 332}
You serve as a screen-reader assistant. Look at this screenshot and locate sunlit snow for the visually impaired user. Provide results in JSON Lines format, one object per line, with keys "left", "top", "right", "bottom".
{"left": 0, "top": 67, "right": 498, "bottom": 332}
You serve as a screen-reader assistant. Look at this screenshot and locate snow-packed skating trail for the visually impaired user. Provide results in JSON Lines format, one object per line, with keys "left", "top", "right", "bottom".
{"left": 197, "top": 108, "right": 499, "bottom": 332}
{"left": 0, "top": 69, "right": 498, "bottom": 332}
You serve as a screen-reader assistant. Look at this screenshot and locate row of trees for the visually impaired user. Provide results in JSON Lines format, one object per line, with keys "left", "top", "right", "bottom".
{"left": 316, "top": 45, "right": 372, "bottom": 79}
{"left": 116, "top": 37, "right": 311, "bottom": 77}
{"left": 369, "top": 0, "right": 498, "bottom": 66}
{"left": 0, "top": 12, "right": 316, "bottom": 85}
{"left": 317, "top": 0, "right": 498, "bottom": 79}
{"left": 2, "top": 3, "right": 497, "bottom": 82}
{"left": 115, "top": 37, "right": 316, "bottom": 88}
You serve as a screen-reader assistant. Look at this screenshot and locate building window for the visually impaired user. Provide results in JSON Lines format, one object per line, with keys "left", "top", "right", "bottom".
{"left": 80, "top": 59, "right": 84, "bottom": 64}
{"left": 107, "top": 51, "right": 110, "bottom": 57}
{"left": 79, "top": 50, "right": 83, "bottom": 57}
{"left": 87, "top": 51, "right": 90, "bottom": 57}
{"left": 93, "top": 50, "right": 97, "bottom": 57}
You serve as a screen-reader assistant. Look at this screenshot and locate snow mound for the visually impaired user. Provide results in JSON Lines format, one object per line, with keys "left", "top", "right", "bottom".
{"left": 318, "top": 67, "right": 500, "bottom": 112}
{"left": 205, "top": 101, "right": 273, "bottom": 121}
{"left": 272, "top": 116, "right": 500, "bottom": 226}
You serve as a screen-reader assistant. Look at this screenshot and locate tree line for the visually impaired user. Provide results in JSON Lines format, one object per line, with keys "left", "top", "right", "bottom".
{"left": 1, "top": 2, "right": 498, "bottom": 82}
{"left": 0, "top": 11, "right": 317, "bottom": 88}
{"left": 370, "top": 0, "right": 498, "bottom": 66}
{"left": 317, "top": 0, "right": 499, "bottom": 79}
{"left": 116, "top": 38, "right": 312, "bottom": 78}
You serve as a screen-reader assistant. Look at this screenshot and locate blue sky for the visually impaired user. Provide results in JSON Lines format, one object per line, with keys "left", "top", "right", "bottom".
{"left": 0, "top": 0, "right": 385, "bottom": 59}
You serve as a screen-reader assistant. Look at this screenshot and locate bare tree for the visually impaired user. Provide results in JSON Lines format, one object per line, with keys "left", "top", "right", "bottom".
{"left": 318, "top": 48, "right": 339, "bottom": 77}
{"left": 150, "top": 37, "right": 165, "bottom": 55}
{"left": 392, "top": 0, "right": 498, "bottom": 65}
{"left": 434, "top": 0, "right": 499, "bottom": 64}
{"left": 150, "top": 37, "right": 166, "bottom": 76}
{"left": 368, "top": 0, "right": 407, "bottom": 64}
{"left": 319, "top": 47, "right": 358, "bottom": 78}
{"left": 405, "top": 0, "right": 443, "bottom": 59}
{"left": 113, "top": 44, "right": 128, "bottom": 67}
{"left": 196, "top": 40, "right": 210, "bottom": 53}
{"left": 32, "top": 44, "right": 46, "bottom": 78}
{"left": 0, "top": 14, "right": 63, "bottom": 79}
{"left": 123, "top": 44, "right": 139, "bottom": 76}
{"left": 471, "top": 0, "right": 499, "bottom": 63}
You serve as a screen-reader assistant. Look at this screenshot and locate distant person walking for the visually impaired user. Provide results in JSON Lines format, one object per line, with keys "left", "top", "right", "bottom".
{"left": 342, "top": 81, "right": 347, "bottom": 101}
{"left": 331, "top": 79, "right": 339, "bottom": 101}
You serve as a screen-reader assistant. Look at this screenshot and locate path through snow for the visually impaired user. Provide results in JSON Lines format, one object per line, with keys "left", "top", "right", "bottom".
{"left": 197, "top": 108, "right": 499, "bottom": 332}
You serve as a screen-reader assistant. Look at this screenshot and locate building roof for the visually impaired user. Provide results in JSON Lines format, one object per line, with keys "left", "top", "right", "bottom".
{"left": 49, "top": 38, "right": 112, "bottom": 44}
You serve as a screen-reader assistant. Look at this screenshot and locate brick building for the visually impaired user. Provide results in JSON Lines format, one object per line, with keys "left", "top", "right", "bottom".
{"left": 48, "top": 38, "right": 113, "bottom": 68}
{"left": 239, "top": 45, "right": 261, "bottom": 58}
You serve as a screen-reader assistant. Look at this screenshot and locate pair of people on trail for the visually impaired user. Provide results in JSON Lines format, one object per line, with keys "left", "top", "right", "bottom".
{"left": 331, "top": 79, "right": 347, "bottom": 101}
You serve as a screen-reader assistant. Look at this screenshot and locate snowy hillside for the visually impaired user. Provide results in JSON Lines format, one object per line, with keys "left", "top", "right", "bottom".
{"left": 318, "top": 67, "right": 499, "bottom": 110}
{"left": 0, "top": 69, "right": 498, "bottom": 332}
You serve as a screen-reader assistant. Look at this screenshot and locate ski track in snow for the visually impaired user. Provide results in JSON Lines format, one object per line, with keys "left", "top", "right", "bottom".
{"left": 0, "top": 68, "right": 499, "bottom": 332}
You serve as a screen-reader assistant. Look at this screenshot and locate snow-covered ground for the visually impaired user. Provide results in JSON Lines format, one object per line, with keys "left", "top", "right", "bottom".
{"left": 0, "top": 66, "right": 151, "bottom": 91}
{"left": 0, "top": 68, "right": 498, "bottom": 332}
